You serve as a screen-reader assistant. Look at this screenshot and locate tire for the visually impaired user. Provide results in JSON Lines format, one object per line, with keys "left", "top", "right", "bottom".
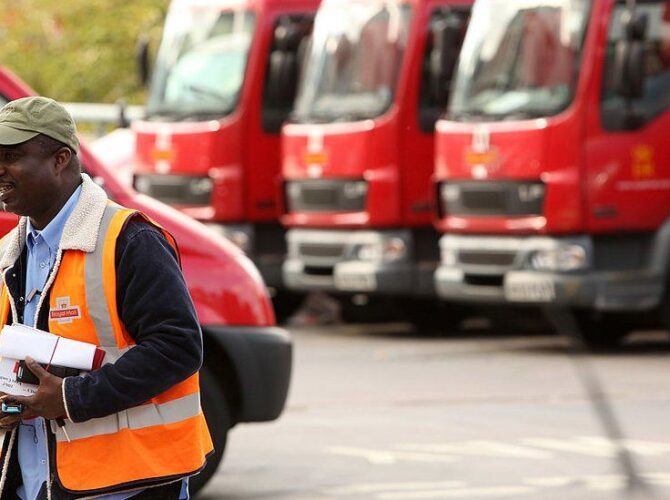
{"left": 189, "top": 366, "right": 231, "bottom": 496}
{"left": 271, "top": 291, "right": 306, "bottom": 325}
{"left": 574, "top": 312, "right": 630, "bottom": 352}
{"left": 403, "top": 299, "right": 466, "bottom": 334}
{"left": 340, "top": 296, "right": 402, "bottom": 324}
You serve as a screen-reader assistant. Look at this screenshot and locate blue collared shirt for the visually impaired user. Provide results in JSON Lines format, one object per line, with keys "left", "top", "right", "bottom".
{"left": 18, "top": 185, "right": 84, "bottom": 500}
{"left": 16, "top": 186, "right": 187, "bottom": 500}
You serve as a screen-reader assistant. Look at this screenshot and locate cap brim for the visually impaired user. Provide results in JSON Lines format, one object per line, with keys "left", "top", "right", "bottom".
{"left": 0, "top": 124, "right": 39, "bottom": 146}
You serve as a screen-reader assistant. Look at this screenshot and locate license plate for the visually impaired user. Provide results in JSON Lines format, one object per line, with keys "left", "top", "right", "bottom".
{"left": 334, "top": 272, "right": 377, "bottom": 292}
{"left": 504, "top": 278, "right": 556, "bottom": 302}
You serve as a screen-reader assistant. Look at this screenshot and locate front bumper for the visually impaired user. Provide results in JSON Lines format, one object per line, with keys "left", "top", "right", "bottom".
{"left": 282, "top": 229, "right": 436, "bottom": 297}
{"left": 203, "top": 325, "right": 292, "bottom": 423}
{"left": 203, "top": 223, "right": 287, "bottom": 289}
{"left": 435, "top": 234, "right": 664, "bottom": 311}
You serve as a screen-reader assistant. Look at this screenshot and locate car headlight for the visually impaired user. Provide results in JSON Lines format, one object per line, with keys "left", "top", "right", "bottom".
{"left": 529, "top": 244, "right": 587, "bottom": 272}
{"left": 357, "top": 237, "right": 407, "bottom": 262}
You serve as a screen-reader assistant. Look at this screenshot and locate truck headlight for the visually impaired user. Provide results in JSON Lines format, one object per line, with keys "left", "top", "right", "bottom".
{"left": 357, "top": 237, "right": 407, "bottom": 262}
{"left": 343, "top": 181, "right": 368, "bottom": 199}
{"left": 529, "top": 244, "right": 587, "bottom": 272}
{"left": 441, "top": 247, "right": 457, "bottom": 267}
{"left": 204, "top": 224, "right": 252, "bottom": 254}
{"left": 441, "top": 183, "right": 461, "bottom": 203}
{"left": 189, "top": 177, "right": 214, "bottom": 196}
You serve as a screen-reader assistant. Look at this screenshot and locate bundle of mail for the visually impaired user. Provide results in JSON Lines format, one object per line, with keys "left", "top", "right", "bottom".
{"left": 0, "top": 324, "right": 103, "bottom": 396}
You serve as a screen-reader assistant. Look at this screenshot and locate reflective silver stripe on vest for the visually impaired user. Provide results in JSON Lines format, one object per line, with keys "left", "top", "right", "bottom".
{"left": 99, "top": 345, "right": 133, "bottom": 364}
{"left": 52, "top": 392, "right": 202, "bottom": 442}
{"left": 84, "top": 204, "right": 124, "bottom": 349}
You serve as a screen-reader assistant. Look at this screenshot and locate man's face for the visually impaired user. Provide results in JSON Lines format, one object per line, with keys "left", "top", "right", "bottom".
{"left": 0, "top": 139, "right": 62, "bottom": 225}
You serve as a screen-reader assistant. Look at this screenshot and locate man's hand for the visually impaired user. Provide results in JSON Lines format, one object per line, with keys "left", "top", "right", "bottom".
{"left": 0, "top": 390, "right": 29, "bottom": 431}
{"left": 4, "top": 357, "right": 67, "bottom": 421}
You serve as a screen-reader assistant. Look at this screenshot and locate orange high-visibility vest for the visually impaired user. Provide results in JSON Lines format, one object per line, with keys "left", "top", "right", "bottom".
{"left": 0, "top": 202, "right": 212, "bottom": 494}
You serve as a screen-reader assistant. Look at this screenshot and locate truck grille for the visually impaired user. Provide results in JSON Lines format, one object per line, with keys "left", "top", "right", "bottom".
{"left": 439, "top": 181, "right": 545, "bottom": 217}
{"left": 458, "top": 250, "right": 516, "bottom": 267}
{"left": 285, "top": 179, "right": 367, "bottom": 212}
{"left": 134, "top": 174, "right": 213, "bottom": 206}
{"left": 299, "top": 243, "right": 345, "bottom": 259}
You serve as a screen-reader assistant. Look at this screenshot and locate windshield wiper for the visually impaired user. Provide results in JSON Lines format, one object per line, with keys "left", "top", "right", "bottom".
{"left": 145, "top": 106, "right": 234, "bottom": 122}
{"left": 173, "top": 106, "right": 235, "bottom": 120}
{"left": 448, "top": 109, "right": 553, "bottom": 122}
{"left": 291, "top": 109, "right": 379, "bottom": 124}
{"left": 185, "top": 84, "right": 228, "bottom": 101}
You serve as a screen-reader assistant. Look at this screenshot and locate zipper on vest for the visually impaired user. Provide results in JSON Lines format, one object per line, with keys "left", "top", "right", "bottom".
{"left": 33, "top": 249, "right": 64, "bottom": 329}
{"left": 44, "top": 419, "right": 53, "bottom": 500}
{"left": 2, "top": 266, "right": 19, "bottom": 327}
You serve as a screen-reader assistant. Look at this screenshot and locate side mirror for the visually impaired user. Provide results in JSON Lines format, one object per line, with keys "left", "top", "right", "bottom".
{"left": 136, "top": 35, "right": 151, "bottom": 88}
{"left": 613, "top": 11, "right": 648, "bottom": 99}
{"left": 430, "top": 11, "right": 468, "bottom": 106}
{"left": 268, "top": 20, "right": 307, "bottom": 105}
{"left": 263, "top": 17, "right": 313, "bottom": 132}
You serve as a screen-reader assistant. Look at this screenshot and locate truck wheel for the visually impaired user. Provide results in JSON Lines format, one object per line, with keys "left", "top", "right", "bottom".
{"left": 574, "top": 312, "right": 629, "bottom": 352}
{"left": 272, "top": 291, "right": 306, "bottom": 324}
{"left": 189, "top": 366, "right": 231, "bottom": 496}
{"left": 403, "top": 300, "right": 466, "bottom": 334}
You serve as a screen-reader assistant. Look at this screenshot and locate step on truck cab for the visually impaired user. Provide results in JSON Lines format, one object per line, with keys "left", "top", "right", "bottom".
{"left": 0, "top": 65, "right": 292, "bottom": 494}
{"left": 434, "top": 0, "right": 670, "bottom": 347}
{"left": 127, "top": 0, "right": 320, "bottom": 316}
{"left": 281, "top": 0, "right": 471, "bottom": 322}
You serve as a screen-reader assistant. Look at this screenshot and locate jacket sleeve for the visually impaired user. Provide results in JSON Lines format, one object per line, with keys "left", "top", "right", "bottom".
{"left": 63, "top": 219, "right": 203, "bottom": 422}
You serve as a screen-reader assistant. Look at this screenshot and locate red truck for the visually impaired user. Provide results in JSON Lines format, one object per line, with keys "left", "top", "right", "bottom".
{"left": 0, "top": 66, "right": 292, "bottom": 493}
{"left": 122, "top": 0, "right": 320, "bottom": 318}
{"left": 280, "top": 0, "right": 471, "bottom": 324}
{"left": 433, "top": 0, "right": 670, "bottom": 347}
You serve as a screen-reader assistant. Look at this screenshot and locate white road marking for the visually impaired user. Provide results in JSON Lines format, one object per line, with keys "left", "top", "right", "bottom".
{"left": 328, "top": 437, "right": 670, "bottom": 466}
{"left": 378, "top": 486, "right": 537, "bottom": 499}
{"left": 524, "top": 474, "right": 625, "bottom": 491}
{"left": 396, "top": 441, "right": 552, "bottom": 459}
{"left": 522, "top": 437, "right": 620, "bottom": 457}
{"left": 644, "top": 472, "right": 670, "bottom": 486}
{"left": 327, "top": 446, "right": 457, "bottom": 465}
{"left": 601, "top": 437, "right": 670, "bottom": 456}
{"left": 327, "top": 481, "right": 466, "bottom": 495}
{"left": 522, "top": 476, "right": 575, "bottom": 488}
{"left": 327, "top": 472, "right": 670, "bottom": 498}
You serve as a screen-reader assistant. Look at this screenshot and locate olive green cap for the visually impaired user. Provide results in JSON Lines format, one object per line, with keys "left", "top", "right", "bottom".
{"left": 0, "top": 96, "right": 79, "bottom": 153}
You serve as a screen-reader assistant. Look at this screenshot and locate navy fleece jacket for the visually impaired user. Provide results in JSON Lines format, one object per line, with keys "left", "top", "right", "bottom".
{"left": 4, "top": 217, "right": 203, "bottom": 423}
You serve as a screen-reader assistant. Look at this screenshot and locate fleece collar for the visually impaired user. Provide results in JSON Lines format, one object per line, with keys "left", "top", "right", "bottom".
{"left": 0, "top": 174, "right": 108, "bottom": 270}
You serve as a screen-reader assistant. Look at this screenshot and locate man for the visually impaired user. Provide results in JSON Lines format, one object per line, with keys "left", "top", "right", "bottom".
{"left": 0, "top": 96, "right": 212, "bottom": 499}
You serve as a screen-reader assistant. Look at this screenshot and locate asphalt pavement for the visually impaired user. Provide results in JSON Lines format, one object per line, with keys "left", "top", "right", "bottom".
{"left": 199, "top": 320, "right": 670, "bottom": 500}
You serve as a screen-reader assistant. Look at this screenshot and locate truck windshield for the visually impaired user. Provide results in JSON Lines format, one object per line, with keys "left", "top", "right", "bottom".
{"left": 292, "top": 1, "right": 412, "bottom": 122}
{"left": 449, "top": 0, "right": 591, "bottom": 120}
{"left": 146, "top": 7, "right": 255, "bottom": 120}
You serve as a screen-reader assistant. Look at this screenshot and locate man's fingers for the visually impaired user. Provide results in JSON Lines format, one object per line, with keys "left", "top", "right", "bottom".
{"left": 5, "top": 394, "right": 31, "bottom": 407}
{"left": 25, "top": 356, "right": 50, "bottom": 381}
{"left": 0, "top": 415, "right": 21, "bottom": 430}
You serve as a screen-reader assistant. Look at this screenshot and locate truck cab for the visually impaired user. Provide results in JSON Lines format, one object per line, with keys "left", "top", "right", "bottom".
{"left": 126, "top": 0, "right": 319, "bottom": 314}
{"left": 434, "top": 0, "right": 670, "bottom": 347}
{"left": 0, "top": 65, "right": 292, "bottom": 493}
{"left": 281, "top": 0, "right": 470, "bottom": 322}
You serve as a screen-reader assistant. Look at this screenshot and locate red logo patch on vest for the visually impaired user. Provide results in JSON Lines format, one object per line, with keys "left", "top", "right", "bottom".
{"left": 50, "top": 297, "right": 81, "bottom": 324}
